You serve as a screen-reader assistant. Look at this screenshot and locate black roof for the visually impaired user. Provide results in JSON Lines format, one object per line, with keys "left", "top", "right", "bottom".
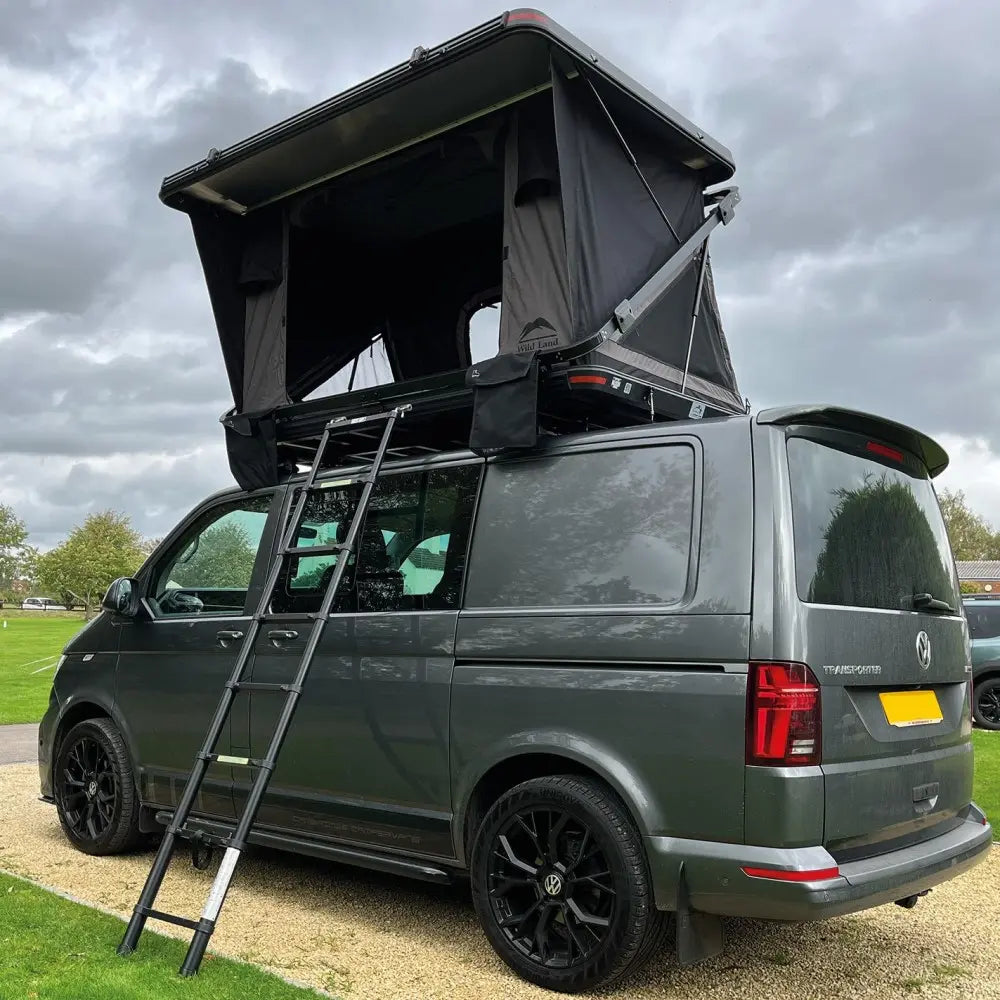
{"left": 159, "top": 8, "right": 735, "bottom": 215}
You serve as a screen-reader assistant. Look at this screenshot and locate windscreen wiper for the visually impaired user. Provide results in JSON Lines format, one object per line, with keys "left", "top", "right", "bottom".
{"left": 911, "top": 592, "right": 956, "bottom": 614}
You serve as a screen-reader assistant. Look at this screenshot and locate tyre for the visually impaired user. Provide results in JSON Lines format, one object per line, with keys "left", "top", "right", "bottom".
{"left": 973, "top": 677, "right": 1000, "bottom": 731}
{"left": 470, "top": 774, "right": 669, "bottom": 993}
{"left": 54, "top": 718, "right": 143, "bottom": 855}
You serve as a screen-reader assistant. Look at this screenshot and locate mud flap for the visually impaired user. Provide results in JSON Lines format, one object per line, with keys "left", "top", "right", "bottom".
{"left": 675, "top": 863, "right": 724, "bottom": 966}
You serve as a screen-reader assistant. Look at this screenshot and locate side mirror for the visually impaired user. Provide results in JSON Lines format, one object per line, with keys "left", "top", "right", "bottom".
{"left": 102, "top": 577, "right": 139, "bottom": 617}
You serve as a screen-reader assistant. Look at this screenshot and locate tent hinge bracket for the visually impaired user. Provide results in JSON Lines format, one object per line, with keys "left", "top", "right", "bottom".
{"left": 613, "top": 298, "right": 635, "bottom": 337}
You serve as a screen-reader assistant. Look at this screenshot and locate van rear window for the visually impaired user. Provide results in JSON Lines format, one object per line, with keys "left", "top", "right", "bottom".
{"left": 787, "top": 436, "right": 958, "bottom": 612}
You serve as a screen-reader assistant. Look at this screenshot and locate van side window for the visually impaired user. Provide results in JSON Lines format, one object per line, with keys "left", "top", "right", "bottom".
{"left": 465, "top": 445, "right": 695, "bottom": 609}
{"left": 275, "top": 465, "right": 480, "bottom": 614}
{"left": 150, "top": 495, "right": 273, "bottom": 617}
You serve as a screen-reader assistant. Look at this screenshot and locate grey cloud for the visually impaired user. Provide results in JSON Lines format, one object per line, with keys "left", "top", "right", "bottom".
{"left": 1, "top": 446, "right": 231, "bottom": 548}
{"left": 0, "top": 322, "right": 230, "bottom": 458}
{"left": 0, "top": 0, "right": 97, "bottom": 69}
{"left": 0, "top": 216, "right": 126, "bottom": 318}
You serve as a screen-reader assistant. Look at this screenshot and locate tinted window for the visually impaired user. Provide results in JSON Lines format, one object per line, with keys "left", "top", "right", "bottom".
{"left": 466, "top": 445, "right": 695, "bottom": 608}
{"left": 787, "top": 436, "right": 958, "bottom": 611}
{"left": 274, "top": 465, "right": 479, "bottom": 614}
{"left": 400, "top": 534, "right": 450, "bottom": 597}
{"left": 151, "top": 495, "right": 272, "bottom": 617}
{"left": 966, "top": 605, "right": 1000, "bottom": 640}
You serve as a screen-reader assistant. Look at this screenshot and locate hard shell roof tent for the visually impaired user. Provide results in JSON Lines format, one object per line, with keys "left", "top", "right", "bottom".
{"left": 161, "top": 9, "right": 745, "bottom": 490}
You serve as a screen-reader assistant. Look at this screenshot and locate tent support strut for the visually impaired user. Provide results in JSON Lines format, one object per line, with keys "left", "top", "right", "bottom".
{"left": 681, "top": 238, "right": 710, "bottom": 395}
{"left": 578, "top": 69, "right": 681, "bottom": 245}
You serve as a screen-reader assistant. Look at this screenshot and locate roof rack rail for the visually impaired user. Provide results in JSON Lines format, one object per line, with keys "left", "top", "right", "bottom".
{"left": 223, "top": 359, "right": 740, "bottom": 479}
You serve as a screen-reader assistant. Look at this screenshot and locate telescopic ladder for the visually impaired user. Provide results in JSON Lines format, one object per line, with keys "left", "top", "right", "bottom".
{"left": 117, "top": 405, "right": 410, "bottom": 976}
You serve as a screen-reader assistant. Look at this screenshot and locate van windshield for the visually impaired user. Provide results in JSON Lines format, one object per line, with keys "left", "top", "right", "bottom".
{"left": 787, "top": 435, "right": 958, "bottom": 612}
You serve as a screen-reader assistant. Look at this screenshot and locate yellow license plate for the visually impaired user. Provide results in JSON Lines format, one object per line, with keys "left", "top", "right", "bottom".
{"left": 879, "top": 690, "right": 943, "bottom": 727}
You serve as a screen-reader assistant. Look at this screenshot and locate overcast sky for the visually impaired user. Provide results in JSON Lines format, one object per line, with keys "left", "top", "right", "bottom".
{"left": 2, "top": 0, "right": 998, "bottom": 548}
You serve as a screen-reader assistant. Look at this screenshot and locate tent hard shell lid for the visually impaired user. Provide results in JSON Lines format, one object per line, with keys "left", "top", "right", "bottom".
{"left": 162, "top": 9, "right": 745, "bottom": 490}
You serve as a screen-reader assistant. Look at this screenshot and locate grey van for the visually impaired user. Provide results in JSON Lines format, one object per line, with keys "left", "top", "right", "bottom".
{"left": 38, "top": 403, "right": 992, "bottom": 992}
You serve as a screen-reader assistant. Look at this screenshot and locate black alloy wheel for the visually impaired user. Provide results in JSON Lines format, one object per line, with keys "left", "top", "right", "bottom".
{"left": 471, "top": 775, "right": 669, "bottom": 993}
{"left": 973, "top": 678, "right": 1000, "bottom": 731}
{"left": 55, "top": 718, "right": 142, "bottom": 855}
{"left": 487, "top": 806, "right": 615, "bottom": 967}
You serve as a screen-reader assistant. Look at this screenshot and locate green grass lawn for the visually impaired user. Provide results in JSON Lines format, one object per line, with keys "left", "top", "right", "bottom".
{"left": 0, "top": 872, "right": 324, "bottom": 1000}
{"left": 972, "top": 729, "right": 1000, "bottom": 838}
{"left": 0, "top": 615, "right": 86, "bottom": 725}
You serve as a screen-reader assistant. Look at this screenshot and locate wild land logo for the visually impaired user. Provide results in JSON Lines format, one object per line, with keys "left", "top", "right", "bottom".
{"left": 517, "top": 316, "right": 559, "bottom": 353}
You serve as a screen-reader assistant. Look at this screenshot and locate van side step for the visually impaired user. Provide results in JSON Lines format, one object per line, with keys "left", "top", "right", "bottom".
{"left": 153, "top": 810, "right": 454, "bottom": 885}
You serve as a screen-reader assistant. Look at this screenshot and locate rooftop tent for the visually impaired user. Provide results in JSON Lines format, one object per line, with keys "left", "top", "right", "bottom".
{"left": 161, "top": 9, "right": 744, "bottom": 488}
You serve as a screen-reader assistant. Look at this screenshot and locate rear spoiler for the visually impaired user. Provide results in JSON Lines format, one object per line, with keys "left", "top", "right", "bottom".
{"left": 757, "top": 404, "right": 949, "bottom": 478}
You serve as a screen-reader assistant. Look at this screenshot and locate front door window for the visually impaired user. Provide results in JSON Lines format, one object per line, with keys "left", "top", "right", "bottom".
{"left": 150, "top": 495, "right": 272, "bottom": 617}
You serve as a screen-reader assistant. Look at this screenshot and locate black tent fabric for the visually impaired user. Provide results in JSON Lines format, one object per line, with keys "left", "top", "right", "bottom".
{"left": 183, "top": 59, "right": 742, "bottom": 488}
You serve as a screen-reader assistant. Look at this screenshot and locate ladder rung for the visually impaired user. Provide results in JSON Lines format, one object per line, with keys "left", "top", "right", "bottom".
{"left": 306, "top": 474, "right": 374, "bottom": 491}
{"left": 283, "top": 543, "right": 349, "bottom": 558}
{"left": 258, "top": 612, "right": 321, "bottom": 624}
{"left": 327, "top": 404, "right": 410, "bottom": 429}
{"left": 234, "top": 681, "right": 302, "bottom": 694}
{"left": 200, "top": 752, "right": 269, "bottom": 768}
{"left": 140, "top": 907, "right": 200, "bottom": 932}
{"left": 163, "top": 813, "right": 235, "bottom": 840}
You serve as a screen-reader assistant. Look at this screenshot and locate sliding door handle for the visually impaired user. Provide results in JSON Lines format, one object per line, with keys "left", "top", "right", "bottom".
{"left": 267, "top": 629, "right": 299, "bottom": 645}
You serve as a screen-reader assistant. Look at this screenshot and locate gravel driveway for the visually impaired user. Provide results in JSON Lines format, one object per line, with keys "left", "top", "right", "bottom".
{"left": 1, "top": 762, "right": 997, "bottom": 1000}
{"left": 0, "top": 724, "right": 37, "bottom": 765}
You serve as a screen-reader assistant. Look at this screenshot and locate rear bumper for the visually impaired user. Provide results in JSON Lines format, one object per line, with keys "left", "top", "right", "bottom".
{"left": 647, "top": 804, "right": 993, "bottom": 921}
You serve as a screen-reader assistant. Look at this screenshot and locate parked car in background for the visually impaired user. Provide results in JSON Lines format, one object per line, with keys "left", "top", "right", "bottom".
{"left": 21, "top": 597, "right": 68, "bottom": 611}
{"left": 963, "top": 596, "right": 1000, "bottom": 730}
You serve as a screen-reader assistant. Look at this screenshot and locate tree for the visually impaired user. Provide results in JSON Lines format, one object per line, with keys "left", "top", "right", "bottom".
{"left": 0, "top": 504, "right": 38, "bottom": 600}
{"left": 37, "top": 511, "right": 145, "bottom": 618}
{"left": 167, "top": 522, "right": 257, "bottom": 590}
{"left": 140, "top": 536, "right": 163, "bottom": 558}
{"left": 937, "top": 489, "right": 1000, "bottom": 561}
{"left": 810, "top": 474, "right": 955, "bottom": 609}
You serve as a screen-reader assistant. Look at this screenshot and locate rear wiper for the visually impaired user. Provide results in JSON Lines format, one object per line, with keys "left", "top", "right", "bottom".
{"left": 911, "top": 593, "right": 956, "bottom": 614}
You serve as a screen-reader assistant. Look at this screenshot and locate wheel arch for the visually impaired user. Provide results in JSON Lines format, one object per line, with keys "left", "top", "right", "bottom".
{"left": 973, "top": 663, "right": 1000, "bottom": 685}
{"left": 51, "top": 696, "right": 133, "bottom": 786}
{"left": 454, "top": 736, "right": 655, "bottom": 868}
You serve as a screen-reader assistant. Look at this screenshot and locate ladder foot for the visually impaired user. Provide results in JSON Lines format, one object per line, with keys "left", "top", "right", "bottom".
{"left": 118, "top": 909, "right": 147, "bottom": 956}
{"left": 179, "top": 923, "right": 213, "bottom": 977}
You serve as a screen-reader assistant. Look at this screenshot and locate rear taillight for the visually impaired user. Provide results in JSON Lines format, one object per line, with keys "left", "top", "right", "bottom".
{"left": 747, "top": 662, "right": 822, "bottom": 766}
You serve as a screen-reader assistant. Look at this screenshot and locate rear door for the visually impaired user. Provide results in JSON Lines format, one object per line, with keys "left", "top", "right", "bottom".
{"left": 757, "top": 420, "right": 972, "bottom": 859}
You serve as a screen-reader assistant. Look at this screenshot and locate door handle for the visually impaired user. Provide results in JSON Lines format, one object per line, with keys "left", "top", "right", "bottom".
{"left": 267, "top": 629, "right": 299, "bottom": 644}
{"left": 216, "top": 629, "right": 244, "bottom": 647}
